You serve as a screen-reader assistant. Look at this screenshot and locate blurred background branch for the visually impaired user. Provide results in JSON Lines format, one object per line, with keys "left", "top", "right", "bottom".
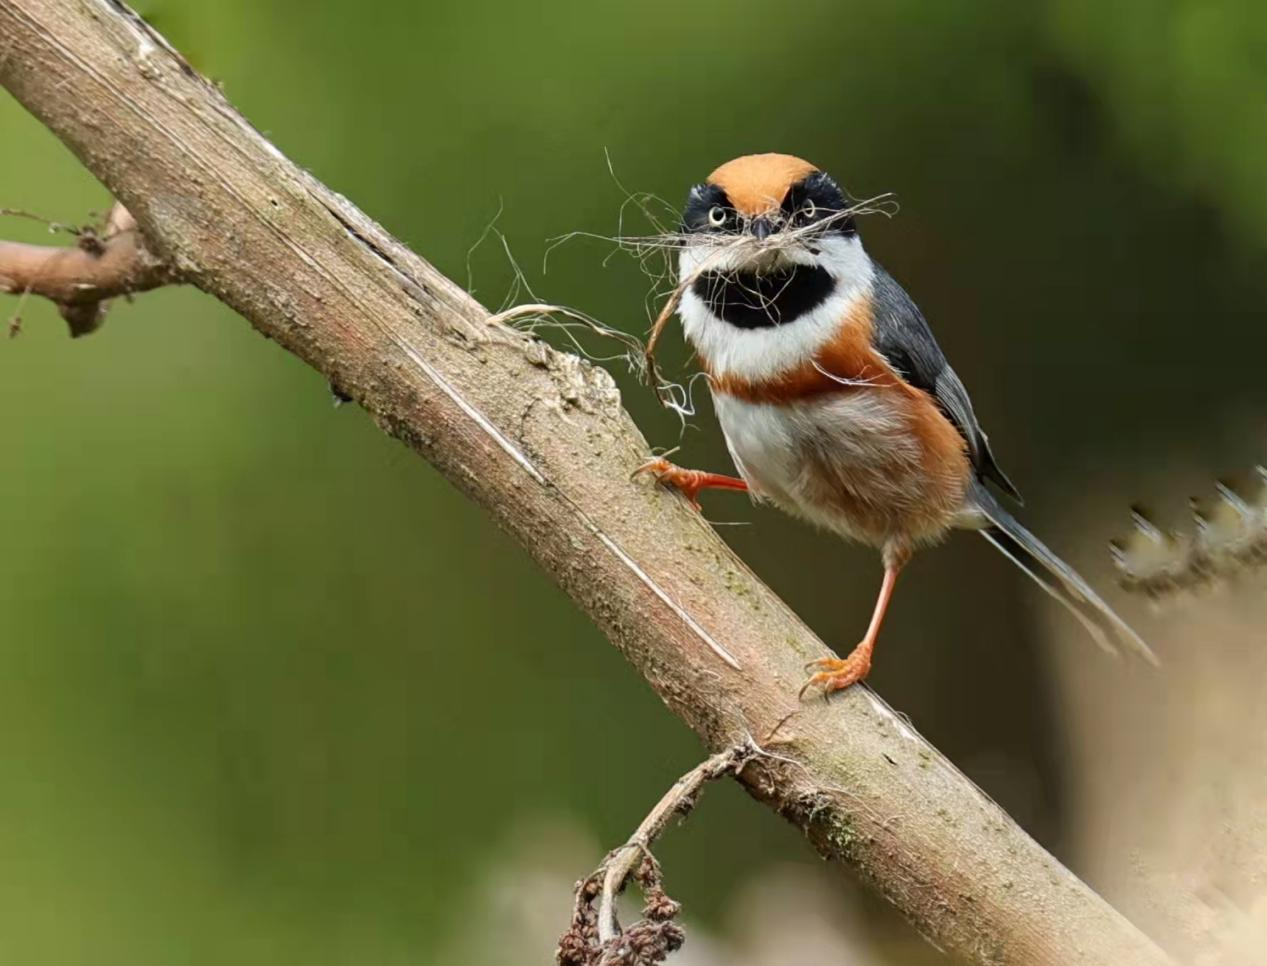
{"left": 0, "top": 1, "right": 1183, "bottom": 964}
{"left": 1113, "top": 472, "right": 1267, "bottom": 599}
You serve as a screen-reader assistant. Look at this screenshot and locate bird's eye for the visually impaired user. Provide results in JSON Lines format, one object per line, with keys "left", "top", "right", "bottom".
{"left": 799, "top": 202, "right": 818, "bottom": 223}
{"left": 707, "top": 206, "right": 728, "bottom": 227}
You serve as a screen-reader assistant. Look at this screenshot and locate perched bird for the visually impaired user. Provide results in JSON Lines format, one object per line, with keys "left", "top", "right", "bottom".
{"left": 642, "top": 153, "right": 1155, "bottom": 695}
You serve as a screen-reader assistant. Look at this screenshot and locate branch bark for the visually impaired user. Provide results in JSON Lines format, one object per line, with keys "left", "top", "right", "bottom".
{"left": 0, "top": 3, "right": 1171, "bottom": 963}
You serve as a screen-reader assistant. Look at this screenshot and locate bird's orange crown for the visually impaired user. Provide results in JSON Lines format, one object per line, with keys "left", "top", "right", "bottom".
{"left": 707, "top": 153, "right": 819, "bottom": 216}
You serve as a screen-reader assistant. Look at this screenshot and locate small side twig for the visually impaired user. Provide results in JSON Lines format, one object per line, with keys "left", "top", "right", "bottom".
{"left": 0, "top": 202, "right": 174, "bottom": 336}
{"left": 558, "top": 744, "right": 751, "bottom": 966}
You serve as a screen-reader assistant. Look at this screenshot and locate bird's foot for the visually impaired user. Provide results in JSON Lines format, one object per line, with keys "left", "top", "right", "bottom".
{"left": 633, "top": 458, "right": 707, "bottom": 510}
{"left": 799, "top": 649, "right": 873, "bottom": 699}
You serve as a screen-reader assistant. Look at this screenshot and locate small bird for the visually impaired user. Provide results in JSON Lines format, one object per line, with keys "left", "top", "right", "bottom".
{"left": 642, "top": 153, "right": 1155, "bottom": 695}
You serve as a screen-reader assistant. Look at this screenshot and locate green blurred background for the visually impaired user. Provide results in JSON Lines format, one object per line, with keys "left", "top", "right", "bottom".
{"left": 2, "top": 2, "right": 1265, "bottom": 962}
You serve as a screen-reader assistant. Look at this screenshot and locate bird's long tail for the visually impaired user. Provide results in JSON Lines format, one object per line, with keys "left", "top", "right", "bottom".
{"left": 970, "top": 485, "right": 1158, "bottom": 665}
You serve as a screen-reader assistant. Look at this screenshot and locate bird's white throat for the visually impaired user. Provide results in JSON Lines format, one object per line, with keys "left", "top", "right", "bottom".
{"left": 677, "top": 234, "right": 875, "bottom": 384}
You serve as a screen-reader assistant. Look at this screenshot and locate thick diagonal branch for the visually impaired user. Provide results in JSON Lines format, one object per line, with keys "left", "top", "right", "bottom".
{"left": 0, "top": 2, "right": 1172, "bottom": 964}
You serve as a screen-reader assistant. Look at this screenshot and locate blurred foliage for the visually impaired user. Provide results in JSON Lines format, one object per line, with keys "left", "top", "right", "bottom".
{"left": 2, "top": 1, "right": 1265, "bottom": 962}
{"left": 1049, "top": 2, "right": 1267, "bottom": 245}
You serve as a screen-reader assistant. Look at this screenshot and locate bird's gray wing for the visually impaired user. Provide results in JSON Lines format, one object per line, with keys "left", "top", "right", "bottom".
{"left": 870, "top": 265, "right": 1022, "bottom": 503}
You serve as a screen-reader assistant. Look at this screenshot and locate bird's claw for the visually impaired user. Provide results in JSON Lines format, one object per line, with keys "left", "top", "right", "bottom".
{"left": 634, "top": 457, "right": 704, "bottom": 510}
{"left": 632, "top": 456, "right": 671, "bottom": 481}
{"left": 798, "top": 652, "right": 872, "bottom": 700}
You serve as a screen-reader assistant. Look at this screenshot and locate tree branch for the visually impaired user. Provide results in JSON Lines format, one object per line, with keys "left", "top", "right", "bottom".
{"left": 0, "top": 2, "right": 1171, "bottom": 963}
{"left": 0, "top": 203, "right": 171, "bottom": 334}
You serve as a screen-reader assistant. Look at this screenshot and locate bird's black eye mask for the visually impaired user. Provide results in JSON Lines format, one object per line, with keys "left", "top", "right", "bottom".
{"left": 680, "top": 173, "right": 856, "bottom": 237}
{"left": 781, "top": 172, "right": 856, "bottom": 236}
{"left": 681, "top": 183, "right": 739, "bottom": 234}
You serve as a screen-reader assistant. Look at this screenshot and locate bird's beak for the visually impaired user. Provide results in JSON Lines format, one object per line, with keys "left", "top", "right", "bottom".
{"left": 749, "top": 216, "right": 774, "bottom": 241}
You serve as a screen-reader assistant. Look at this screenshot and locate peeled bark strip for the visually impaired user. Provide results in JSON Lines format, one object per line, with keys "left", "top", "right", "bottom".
{"left": 0, "top": 3, "right": 1172, "bottom": 963}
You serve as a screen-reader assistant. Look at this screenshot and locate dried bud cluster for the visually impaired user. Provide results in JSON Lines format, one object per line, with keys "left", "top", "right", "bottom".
{"left": 556, "top": 855, "right": 684, "bottom": 966}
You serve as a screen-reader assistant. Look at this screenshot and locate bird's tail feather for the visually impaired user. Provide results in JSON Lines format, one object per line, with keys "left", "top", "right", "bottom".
{"left": 972, "top": 486, "right": 1158, "bottom": 665}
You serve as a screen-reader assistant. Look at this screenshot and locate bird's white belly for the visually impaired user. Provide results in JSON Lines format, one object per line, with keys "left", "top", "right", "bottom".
{"left": 713, "top": 390, "right": 950, "bottom": 547}
{"left": 712, "top": 394, "right": 804, "bottom": 504}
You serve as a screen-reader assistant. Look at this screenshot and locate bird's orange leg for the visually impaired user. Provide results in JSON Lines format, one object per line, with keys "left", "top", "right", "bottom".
{"left": 800, "top": 562, "right": 903, "bottom": 698}
{"left": 635, "top": 457, "right": 748, "bottom": 510}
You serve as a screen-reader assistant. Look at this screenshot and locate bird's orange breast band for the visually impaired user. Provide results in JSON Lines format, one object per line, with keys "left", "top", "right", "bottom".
{"left": 702, "top": 296, "right": 970, "bottom": 485}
